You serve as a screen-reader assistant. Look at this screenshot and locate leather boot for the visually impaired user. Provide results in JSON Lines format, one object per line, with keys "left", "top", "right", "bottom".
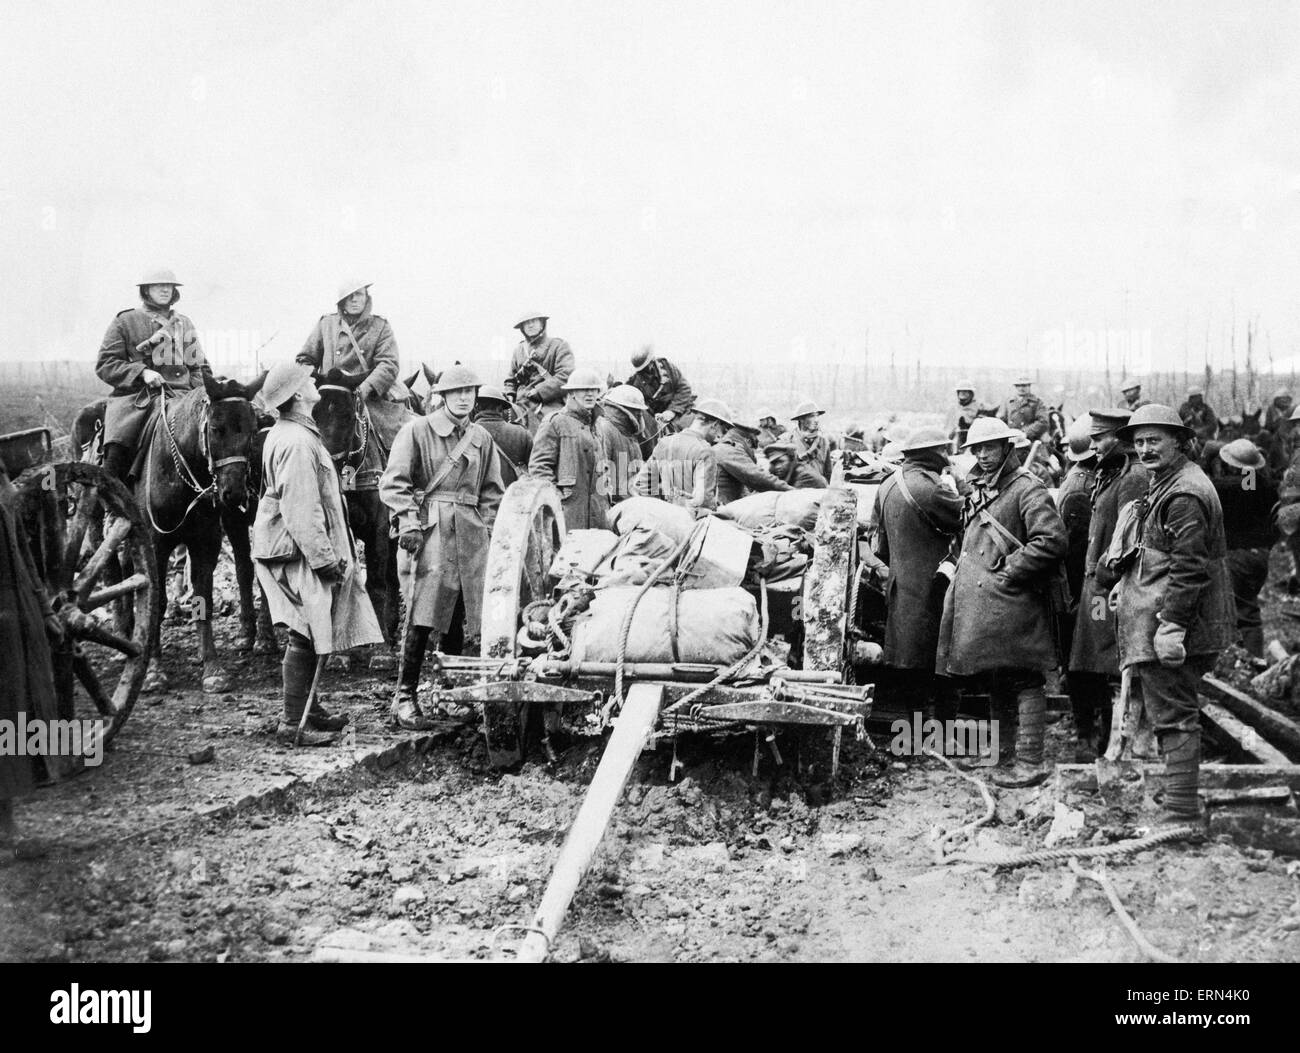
{"left": 993, "top": 686, "right": 1048, "bottom": 787}
{"left": 102, "top": 442, "right": 132, "bottom": 485}
{"left": 1153, "top": 730, "right": 1207, "bottom": 840}
{"left": 276, "top": 645, "right": 336, "bottom": 746}
{"left": 391, "top": 627, "right": 434, "bottom": 730}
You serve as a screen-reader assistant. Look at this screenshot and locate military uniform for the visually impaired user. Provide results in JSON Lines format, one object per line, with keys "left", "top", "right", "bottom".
{"left": 1178, "top": 400, "right": 1219, "bottom": 443}
{"left": 713, "top": 428, "right": 791, "bottom": 505}
{"left": 504, "top": 335, "right": 575, "bottom": 428}
{"left": 474, "top": 406, "right": 533, "bottom": 487}
{"left": 627, "top": 357, "right": 694, "bottom": 421}
{"left": 636, "top": 429, "right": 719, "bottom": 515}
{"left": 789, "top": 428, "right": 835, "bottom": 481}
{"left": 946, "top": 399, "right": 994, "bottom": 448}
{"left": 96, "top": 302, "right": 212, "bottom": 455}
{"left": 528, "top": 406, "right": 609, "bottom": 529}
{"left": 998, "top": 393, "right": 1049, "bottom": 442}
{"left": 297, "top": 299, "right": 410, "bottom": 454}
{"left": 595, "top": 406, "right": 644, "bottom": 504}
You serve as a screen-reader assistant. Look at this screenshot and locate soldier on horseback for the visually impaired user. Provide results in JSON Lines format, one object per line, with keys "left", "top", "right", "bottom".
{"left": 503, "top": 311, "right": 575, "bottom": 433}
{"left": 296, "top": 279, "right": 411, "bottom": 473}
{"left": 96, "top": 268, "right": 213, "bottom": 484}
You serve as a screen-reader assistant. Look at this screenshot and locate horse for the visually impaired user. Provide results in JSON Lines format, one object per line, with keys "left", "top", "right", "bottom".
{"left": 134, "top": 373, "right": 265, "bottom": 692}
{"left": 311, "top": 368, "right": 418, "bottom": 670}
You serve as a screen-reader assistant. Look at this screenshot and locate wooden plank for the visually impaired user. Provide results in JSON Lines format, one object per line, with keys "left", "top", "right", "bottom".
{"left": 1202, "top": 786, "right": 1296, "bottom": 808}
{"left": 1201, "top": 701, "right": 1293, "bottom": 766}
{"left": 1200, "top": 676, "right": 1300, "bottom": 759}
{"left": 517, "top": 683, "right": 664, "bottom": 962}
{"left": 1207, "top": 812, "right": 1300, "bottom": 856}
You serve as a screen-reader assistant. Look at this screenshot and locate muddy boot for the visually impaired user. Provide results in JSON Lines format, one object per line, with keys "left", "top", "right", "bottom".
{"left": 392, "top": 627, "right": 434, "bottom": 731}
{"left": 101, "top": 441, "right": 132, "bottom": 485}
{"left": 1151, "top": 730, "right": 1207, "bottom": 841}
{"left": 1071, "top": 700, "right": 1097, "bottom": 764}
{"left": 993, "top": 686, "right": 1048, "bottom": 788}
{"left": 307, "top": 698, "right": 349, "bottom": 732}
{"left": 276, "top": 644, "right": 336, "bottom": 746}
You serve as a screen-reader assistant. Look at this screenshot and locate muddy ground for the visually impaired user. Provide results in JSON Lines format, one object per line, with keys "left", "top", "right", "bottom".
{"left": 2, "top": 554, "right": 1300, "bottom": 964}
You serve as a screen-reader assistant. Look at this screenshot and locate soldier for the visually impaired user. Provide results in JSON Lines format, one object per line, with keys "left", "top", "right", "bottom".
{"left": 503, "top": 312, "right": 575, "bottom": 432}
{"left": 1065, "top": 410, "right": 1146, "bottom": 759}
{"left": 380, "top": 365, "right": 505, "bottom": 729}
{"left": 998, "top": 375, "right": 1049, "bottom": 442}
{"left": 714, "top": 414, "right": 793, "bottom": 505}
{"left": 253, "top": 360, "right": 385, "bottom": 744}
{"left": 757, "top": 409, "right": 782, "bottom": 449}
{"left": 636, "top": 398, "right": 732, "bottom": 515}
{"left": 1264, "top": 387, "right": 1293, "bottom": 434}
{"left": 528, "top": 368, "right": 610, "bottom": 530}
{"left": 1178, "top": 386, "right": 1219, "bottom": 443}
{"left": 947, "top": 382, "right": 993, "bottom": 448}
{"left": 1097, "top": 405, "right": 1233, "bottom": 836}
{"left": 296, "top": 279, "right": 411, "bottom": 456}
{"left": 472, "top": 384, "right": 532, "bottom": 487}
{"left": 840, "top": 424, "right": 869, "bottom": 454}
{"left": 764, "top": 439, "right": 827, "bottom": 488}
{"left": 1119, "top": 378, "right": 1150, "bottom": 413}
{"left": 789, "top": 400, "right": 836, "bottom": 481}
{"left": 1278, "top": 406, "right": 1300, "bottom": 588}
{"left": 596, "top": 385, "right": 648, "bottom": 505}
{"left": 937, "top": 416, "right": 1068, "bottom": 786}
{"left": 95, "top": 268, "right": 213, "bottom": 483}
{"left": 1211, "top": 439, "right": 1277, "bottom": 657}
{"left": 872, "top": 427, "right": 963, "bottom": 723}
{"left": 1011, "top": 429, "right": 1059, "bottom": 486}
{"left": 627, "top": 346, "right": 695, "bottom": 434}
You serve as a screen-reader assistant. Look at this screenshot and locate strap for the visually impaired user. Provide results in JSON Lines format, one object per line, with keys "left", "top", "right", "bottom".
{"left": 419, "top": 424, "right": 477, "bottom": 508}
{"left": 892, "top": 468, "right": 949, "bottom": 536}
{"left": 978, "top": 508, "right": 1025, "bottom": 561}
{"left": 338, "top": 317, "right": 373, "bottom": 372}
{"left": 489, "top": 437, "right": 522, "bottom": 480}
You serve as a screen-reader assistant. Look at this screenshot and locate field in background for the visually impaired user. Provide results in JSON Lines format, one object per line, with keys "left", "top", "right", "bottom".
{"left": 4, "top": 358, "right": 1297, "bottom": 440}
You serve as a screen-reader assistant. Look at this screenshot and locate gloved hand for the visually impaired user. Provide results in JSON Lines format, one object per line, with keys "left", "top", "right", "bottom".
{"left": 141, "top": 368, "right": 164, "bottom": 388}
{"left": 398, "top": 530, "right": 424, "bottom": 554}
{"left": 44, "top": 613, "right": 65, "bottom": 645}
{"left": 656, "top": 410, "right": 676, "bottom": 424}
{"left": 357, "top": 381, "right": 374, "bottom": 401}
{"left": 1154, "top": 618, "right": 1187, "bottom": 667}
{"left": 317, "top": 558, "right": 347, "bottom": 583}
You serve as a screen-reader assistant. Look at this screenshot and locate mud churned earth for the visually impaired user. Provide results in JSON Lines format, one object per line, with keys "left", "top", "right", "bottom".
{"left": 2, "top": 557, "right": 1300, "bottom": 963}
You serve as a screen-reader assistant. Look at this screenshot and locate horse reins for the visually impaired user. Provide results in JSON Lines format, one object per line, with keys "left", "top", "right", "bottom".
{"left": 146, "top": 388, "right": 250, "bottom": 535}
{"left": 318, "top": 384, "right": 370, "bottom": 468}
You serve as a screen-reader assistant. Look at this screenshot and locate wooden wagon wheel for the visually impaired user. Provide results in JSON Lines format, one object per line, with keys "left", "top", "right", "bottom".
{"left": 11, "top": 461, "right": 160, "bottom": 747}
{"left": 799, "top": 487, "right": 859, "bottom": 680}
{"left": 479, "top": 477, "right": 565, "bottom": 767}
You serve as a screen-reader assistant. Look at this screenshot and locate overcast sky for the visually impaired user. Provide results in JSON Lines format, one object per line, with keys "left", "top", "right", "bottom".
{"left": 3, "top": 0, "right": 1300, "bottom": 378}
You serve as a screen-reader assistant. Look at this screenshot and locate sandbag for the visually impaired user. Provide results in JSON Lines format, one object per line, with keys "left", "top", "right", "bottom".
{"left": 717, "top": 488, "right": 825, "bottom": 532}
{"left": 570, "top": 586, "right": 759, "bottom": 665}
{"left": 607, "top": 496, "right": 695, "bottom": 543}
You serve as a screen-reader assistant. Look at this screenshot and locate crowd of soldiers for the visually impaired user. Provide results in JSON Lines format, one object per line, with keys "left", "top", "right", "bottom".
{"left": 5, "top": 270, "right": 1297, "bottom": 845}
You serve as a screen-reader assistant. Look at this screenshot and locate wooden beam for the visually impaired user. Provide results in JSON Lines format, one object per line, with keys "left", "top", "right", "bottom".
{"left": 1201, "top": 701, "right": 1293, "bottom": 765}
{"left": 1055, "top": 762, "right": 1300, "bottom": 795}
{"left": 1200, "top": 676, "right": 1300, "bottom": 759}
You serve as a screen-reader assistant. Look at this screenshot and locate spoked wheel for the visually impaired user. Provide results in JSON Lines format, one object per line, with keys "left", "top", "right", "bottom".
{"left": 480, "top": 477, "right": 565, "bottom": 767}
{"left": 12, "top": 462, "right": 160, "bottom": 748}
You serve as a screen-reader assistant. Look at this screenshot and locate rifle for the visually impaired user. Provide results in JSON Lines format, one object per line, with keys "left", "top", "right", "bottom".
{"left": 508, "top": 344, "right": 559, "bottom": 398}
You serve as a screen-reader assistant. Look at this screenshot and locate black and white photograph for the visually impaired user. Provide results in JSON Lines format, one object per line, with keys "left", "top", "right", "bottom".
{"left": 0, "top": 0, "right": 1297, "bottom": 1001}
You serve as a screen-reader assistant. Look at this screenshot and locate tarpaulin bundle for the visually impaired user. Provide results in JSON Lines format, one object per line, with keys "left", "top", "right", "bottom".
{"left": 569, "top": 585, "right": 759, "bottom": 665}
{"left": 715, "top": 489, "right": 824, "bottom": 532}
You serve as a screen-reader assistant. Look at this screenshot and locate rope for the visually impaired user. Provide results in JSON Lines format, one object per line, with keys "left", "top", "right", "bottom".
{"left": 662, "top": 577, "right": 770, "bottom": 718}
{"left": 924, "top": 747, "right": 997, "bottom": 863}
{"left": 1068, "top": 858, "right": 1181, "bottom": 964}
{"left": 144, "top": 388, "right": 219, "bottom": 536}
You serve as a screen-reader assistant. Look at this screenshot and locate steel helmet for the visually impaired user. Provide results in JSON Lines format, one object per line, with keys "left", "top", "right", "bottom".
{"left": 562, "top": 368, "right": 604, "bottom": 391}
{"left": 1116, "top": 403, "right": 1192, "bottom": 443}
{"left": 954, "top": 380, "right": 975, "bottom": 393}
{"left": 1013, "top": 374, "right": 1033, "bottom": 386}
{"left": 758, "top": 408, "right": 776, "bottom": 422}
{"left": 1290, "top": 404, "right": 1300, "bottom": 422}
{"left": 880, "top": 441, "right": 905, "bottom": 463}
{"left": 261, "top": 359, "right": 314, "bottom": 408}
{"left": 1274, "top": 386, "right": 1293, "bottom": 401}
{"left": 790, "top": 400, "right": 825, "bottom": 420}
{"left": 1009, "top": 428, "right": 1031, "bottom": 450}
{"left": 1119, "top": 376, "right": 1142, "bottom": 392}
{"left": 1187, "top": 385, "right": 1204, "bottom": 397}
{"left": 900, "top": 426, "right": 949, "bottom": 454}
{"left": 1219, "top": 439, "right": 1265, "bottom": 471}
{"left": 961, "top": 416, "right": 1017, "bottom": 449}
{"left": 139, "top": 267, "right": 182, "bottom": 286}
{"left": 514, "top": 311, "right": 549, "bottom": 330}
{"left": 433, "top": 363, "right": 482, "bottom": 393}
{"left": 477, "top": 384, "right": 512, "bottom": 406}
{"left": 1066, "top": 416, "right": 1095, "bottom": 461}
{"left": 694, "top": 397, "right": 734, "bottom": 427}
{"left": 630, "top": 346, "right": 655, "bottom": 372}
{"left": 336, "top": 278, "right": 371, "bottom": 303}
{"left": 731, "top": 413, "right": 761, "bottom": 434}
{"left": 601, "top": 384, "right": 648, "bottom": 412}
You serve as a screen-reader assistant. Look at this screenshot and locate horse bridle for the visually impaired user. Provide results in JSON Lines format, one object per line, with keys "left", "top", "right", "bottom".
{"left": 146, "top": 390, "right": 251, "bottom": 535}
{"left": 318, "top": 384, "right": 369, "bottom": 467}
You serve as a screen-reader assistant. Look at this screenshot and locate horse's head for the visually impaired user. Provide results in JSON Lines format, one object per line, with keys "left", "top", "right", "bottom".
{"left": 312, "top": 369, "right": 365, "bottom": 464}
{"left": 202, "top": 372, "right": 264, "bottom": 510}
